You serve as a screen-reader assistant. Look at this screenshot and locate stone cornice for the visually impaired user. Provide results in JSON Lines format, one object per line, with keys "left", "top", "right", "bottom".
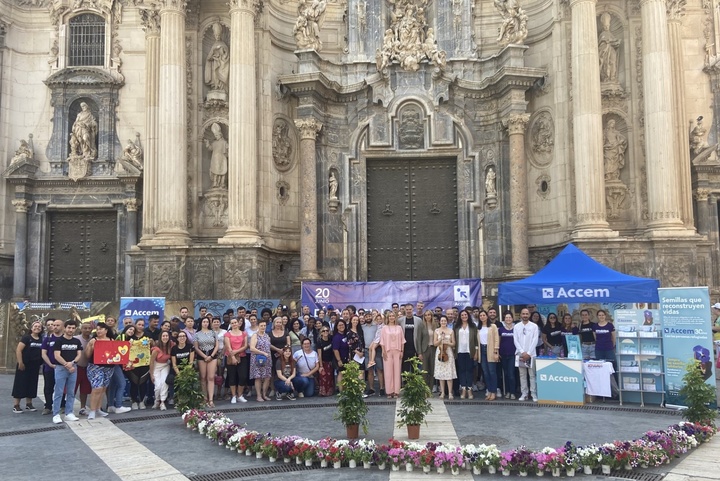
{"left": 44, "top": 66, "right": 123, "bottom": 87}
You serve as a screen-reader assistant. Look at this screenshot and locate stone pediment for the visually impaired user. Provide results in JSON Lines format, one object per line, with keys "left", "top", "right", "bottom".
{"left": 44, "top": 67, "right": 123, "bottom": 87}
{"left": 3, "top": 158, "right": 39, "bottom": 179}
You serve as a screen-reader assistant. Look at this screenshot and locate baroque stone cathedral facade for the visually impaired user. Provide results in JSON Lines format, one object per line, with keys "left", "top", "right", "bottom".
{"left": 1, "top": 0, "right": 720, "bottom": 302}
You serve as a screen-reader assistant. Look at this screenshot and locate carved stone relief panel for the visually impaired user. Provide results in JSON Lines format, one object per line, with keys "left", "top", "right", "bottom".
{"left": 526, "top": 110, "right": 554, "bottom": 169}
{"left": 223, "top": 258, "right": 252, "bottom": 299}
{"left": 397, "top": 103, "right": 425, "bottom": 150}
{"left": 602, "top": 113, "right": 631, "bottom": 220}
{"left": 272, "top": 118, "right": 297, "bottom": 172}
{"left": 190, "top": 258, "right": 216, "bottom": 300}
{"left": 659, "top": 255, "right": 690, "bottom": 287}
{"left": 150, "top": 263, "right": 179, "bottom": 298}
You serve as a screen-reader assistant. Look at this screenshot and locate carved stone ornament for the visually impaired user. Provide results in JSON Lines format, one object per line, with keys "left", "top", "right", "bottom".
{"left": 116, "top": 132, "right": 143, "bottom": 174}
{"left": 397, "top": 105, "right": 424, "bottom": 149}
{"left": 203, "top": 189, "right": 228, "bottom": 228}
{"left": 11, "top": 199, "right": 32, "bottom": 214}
{"left": 294, "top": 118, "right": 322, "bottom": 139}
{"left": 272, "top": 119, "right": 295, "bottom": 172}
{"left": 67, "top": 156, "right": 91, "bottom": 182}
{"left": 527, "top": 111, "right": 554, "bottom": 168}
{"left": 690, "top": 116, "right": 710, "bottom": 155}
{"left": 666, "top": 0, "right": 687, "bottom": 21}
{"left": 485, "top": 166, "right": 497, "bottom": 209}
{"left": 204, "top": 21, "right": 229, "bottom": 100}
{"left": 276, "top": 180, "right": 290, "bottom": 205}
{"left": 8, "top": 134, "right": 36, "bottom": 169}
{"left": 603, "top": 117, "right": 627, "bottom": 182}
{"left": 140, "top": 6, "right": 161, "bottom": 35}
{"left": 494, "top": 0, "right": 528, "bottom": 47}
{"left": 123, "top": 198, "right": 141, "bottom": 212}
{"left": 605, "top": 180, "right": 629, "bottom": 219}
{"left": 293, "top": 0, "right": 327, "bottom": 52}
{"left": 375, "top": 0, "right": 446, "bottom": 73}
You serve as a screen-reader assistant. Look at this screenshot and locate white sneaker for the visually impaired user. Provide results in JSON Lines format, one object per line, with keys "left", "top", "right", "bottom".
{"left": 238, "top": 395, "right": 247, "bottom": 403}
{"left": 87, "top": 411, "right": 96, "bottom": 420}
{"left": 65, "top": 413, "right": 79, "bottom": 422}
{"left": 115, "top": 406, "right": 131, "bottom": 414}
{"left": 98, "top": 409, "right": 109, "bottom": 417}
{"left": 160, "top": 402, "right": 167, "bottom": 411}
{"left": 107, "top": 406, "right": 116, "bottom": 413}
{"left": 52, "top": 414, "right": 62, "bottom": 424}
{"left": 139, "top": 403, "right": 146, "bottom": 410}
{"left": 131, "top": 402, "right": 139, "bottom": 410}
{"left": 231, "top": 396, "right": 237, "bottom": 404}
{"left": 153, "top": 400, "right": 161, "bottom": 409}
{"left": 518, "top": 394, "right": 528, "bottom": 401}
{"left": 497, "top": 389, "right": 502, "bottom": 397}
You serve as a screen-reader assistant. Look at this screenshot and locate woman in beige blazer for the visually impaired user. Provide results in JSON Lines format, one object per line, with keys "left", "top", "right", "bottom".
{"left": 477, "top": 310, "right": 500, "bottom": 400}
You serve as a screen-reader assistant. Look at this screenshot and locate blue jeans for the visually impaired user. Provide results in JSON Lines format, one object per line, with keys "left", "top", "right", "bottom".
{"left": 456, "top": 353, "right": 474, "bottom": 389}
{"left": 53, "top": 365, "right": 77, "bottom": 416}
{"left": 292, "top": 376, "right": 315, "bottom": 397}
{"left": 479, "top": 346, "right": 498, "bottom": 393}
{"left": 107, "top": 365, "right": 126, "bottom": 408}
{"left": 499, "top": 355, "right": 516, "bottom": 395}
{"left": 274, "top": 379, "right": 295, "bottom": 394}
{"left": 594, "top": 348, "right": 616, "bottom": 363}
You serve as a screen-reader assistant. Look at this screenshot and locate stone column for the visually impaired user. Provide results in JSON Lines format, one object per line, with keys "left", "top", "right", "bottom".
{"left": 153, "top": 0, "right": 190, "bottom": 245}
{"left": 220, "top": 0, "right": 263, "bottom": 245}
{"left": 569, "top": 0, "right": 614, "bottom": 237}
{"left": 503, "top": 114, "right": 531, "bottom": 276}
{"left": 140, "top": 7, "right": 160, "bottom": 241}
{"left": 640, "top": 0, "right": 690, "bottom": 235}
{"left": 11, "top": 200, "right": 31, "bottom": 299}
{"left": 694, "top": 188, "right": 710, "bottom": 235}
{"left": 667, "top": 1, "right": 694, "bottom": 229}
{"left": 295, "top": 118, "right": 322, "bottom": 280}
{"left": 124, "top": 199, "right": 140, "bottom": 295}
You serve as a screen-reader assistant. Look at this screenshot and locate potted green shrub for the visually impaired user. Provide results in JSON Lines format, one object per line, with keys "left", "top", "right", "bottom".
{"left": 679, "top": 359, "right": 717, "bottom": 425}
{"left": 397, "top": 356, "right": 432, "bottom": 439}
{"left": 174, "top": 364, "right": 204, "bottom": 412}
{"left": 334, "top": 360, "right": 369, "bottom": 438}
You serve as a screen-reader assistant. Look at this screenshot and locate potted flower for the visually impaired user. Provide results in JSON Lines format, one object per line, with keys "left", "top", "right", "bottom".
{"left": 334, "top": 361, "right": 368, "bottom": 439}
{"left": 355, "top": 439, "right": 376, "bottom": 468}
{"left": 598, "top": 443, "right": 617, "bottom": 474}
{"left": 373, "top": 443, "right": 390, "bottom": 469}
{"left": 388, "top": 443, "right": 407, "bottom": 471}
{"left": 463, "top": 444, "right": 482, "bottom": 474}
{"left": 260, "top": 437, "right": 280, "bottom": 461}
{"left": 328, "top": 440, "right": 348, "bottom": 468}
{"left": 397, "top": 356, "right": 433, "bottom": 439}
{"left": 448, "top": 446, "right": 465, "bottom": 475}
{"left": 560, "top": 442, "right": 581, "bottom": 477}
{"left": 577, "top": 444, "right": 600, "bottom": 474}
{"left": 418, "top": 448, "right": 436, "bottom": 473}
{"left": 434, "top": 444, "right": 456, "bottom": 473}
{"left": 481, "top": 444, "right": 502, "bottom": 474}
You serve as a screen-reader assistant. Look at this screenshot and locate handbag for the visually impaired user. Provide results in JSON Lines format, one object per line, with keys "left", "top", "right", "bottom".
{"left": 256, "top": 354, "right": 268, "bottom": 366}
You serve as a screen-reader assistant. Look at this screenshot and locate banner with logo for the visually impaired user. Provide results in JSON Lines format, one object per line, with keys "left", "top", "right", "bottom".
{"left": 535, "top": 358, "right": 585, "bottom": 405}
{"left": 659, "top": 287, "right": 716, "bottom": 408}
{"left": 119, "top": 297, "right": 165, "bottom": 325}
{"left": 192, "top": 300, "right": 280, "bottom": 319}
{"left": 301, "top": 279, "right": 482, "bottom": 314}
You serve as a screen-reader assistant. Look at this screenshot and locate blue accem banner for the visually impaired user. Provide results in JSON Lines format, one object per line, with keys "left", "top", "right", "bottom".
{"left": 301, "top": 279, "right": 482, "bottom": 313}
{"left": 119, "top": 297, "right": 166, "bottom": 324}
{"left": 659, "top": 287, "right": 717, "bottom": 408}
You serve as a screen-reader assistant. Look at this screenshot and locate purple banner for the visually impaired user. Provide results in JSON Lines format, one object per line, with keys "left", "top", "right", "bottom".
{"left": 301, "top": 279, "right": 482, "bottom": 314}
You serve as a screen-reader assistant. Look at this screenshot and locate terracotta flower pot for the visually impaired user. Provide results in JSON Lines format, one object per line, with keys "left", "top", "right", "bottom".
{"left": 407, "top": 424, "right": 420, "bottom": 439}
{"left": 346, "top": 424, "right": 359, "bottom": 439}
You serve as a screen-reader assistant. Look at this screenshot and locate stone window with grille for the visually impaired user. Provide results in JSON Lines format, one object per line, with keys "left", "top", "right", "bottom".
{"left": 68, "top": 14, "right": 105, "bottom": 67}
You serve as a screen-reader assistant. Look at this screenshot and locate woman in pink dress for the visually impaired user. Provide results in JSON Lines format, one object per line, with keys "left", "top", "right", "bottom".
{"left": 379, "top": 311, "right": 404, "bottom": 398}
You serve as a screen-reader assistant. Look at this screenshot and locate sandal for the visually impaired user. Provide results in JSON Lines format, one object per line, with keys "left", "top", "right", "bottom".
{"left": 256, "top": 397, "right": 265, "bottom": 402}
{"left": 448, "top": 394, "right": 454, "bottom": 400}
{"left": 207, "top": 401, "right": 215, "bottom": 408}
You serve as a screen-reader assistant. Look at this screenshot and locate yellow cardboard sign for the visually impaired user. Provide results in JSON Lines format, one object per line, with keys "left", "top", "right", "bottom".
{"left": 129, "top": 337, "right": 152, "bottom": 367}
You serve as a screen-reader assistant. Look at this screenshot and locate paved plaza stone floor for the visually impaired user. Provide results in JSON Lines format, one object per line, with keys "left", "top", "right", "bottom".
{"left": 1, "top": 373, "right": 718, "bottom": 481}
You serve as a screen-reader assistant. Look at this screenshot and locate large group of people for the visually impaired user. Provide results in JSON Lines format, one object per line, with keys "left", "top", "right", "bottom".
{"left": 11, "top": 302, "right": 618, "bottom": 420}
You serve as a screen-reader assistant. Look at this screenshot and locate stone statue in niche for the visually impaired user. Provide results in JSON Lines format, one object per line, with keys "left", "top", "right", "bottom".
{"left": 494, "top": 0, "right": 528, "bottom": 47}
{"left": 690, "top": 116, "right": 709, "bottom": 155}
{"left": 375, "top": 0, "right": 446, "bottom": 72}
{"left": 598, "top": 13, "right": 620, "bottom": 85}
{"left": 329, "top": 170, "right": 338, "bottom": 200}
{"left": 205, "top": 123, "right": 228, "bottom": 189}
{"left": 603, "top": 119, "right": 627, "bottom": 181}
{"left": 9, "top": 134, "right": 35, "bottom": 168}
{"left": 204, "top": 22, "right": 229, "bottom": 100}
{"left": 121, "top": 133, "right": 143, "bottom": 171}
{"left": 293, "top": 0, "right": 328, "bottom": 52}
{"left": 272, "top": 120, "right": 293, "bottom": 171}
{"left": 70, "top": 102, "right": 98, "bottom": 161}
{"left": 485, "top": 167, "right": 497, "bottom": 198}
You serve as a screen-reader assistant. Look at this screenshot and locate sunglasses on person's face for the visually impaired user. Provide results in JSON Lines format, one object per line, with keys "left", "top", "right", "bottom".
{"left": 321, "top": 329, "right": 329, "bottom": 333}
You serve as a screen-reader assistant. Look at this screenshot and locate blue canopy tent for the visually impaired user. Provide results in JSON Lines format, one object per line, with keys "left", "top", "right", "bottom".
{"left": 498, "top": 244, "right": 660, "bottom": 304}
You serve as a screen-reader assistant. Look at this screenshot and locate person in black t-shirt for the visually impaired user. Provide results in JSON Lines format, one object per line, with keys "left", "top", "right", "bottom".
{"left": 51, "top": 320, "right": 82, "bottom": 423}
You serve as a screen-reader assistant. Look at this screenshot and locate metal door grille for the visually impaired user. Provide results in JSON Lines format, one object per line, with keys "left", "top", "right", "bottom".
{"left": 68, "top": 14, "right": 105, "bottom": 67}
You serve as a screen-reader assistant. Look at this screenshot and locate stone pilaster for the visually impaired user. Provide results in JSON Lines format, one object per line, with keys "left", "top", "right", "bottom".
{"left": 11, "top": 200, "right": 31, "bottom": 299}
{"left": 640, "top": 0, "right": 691, "bottom": 236}
{"left": 503, "top": 114, "right": 531, "bottom": 276}
{"left": 295, "top": 118, "right": 322, "bottom": 280}
{"left": 124, "top": 198, "right": 140, "bottom": 295}
{"left": 667, "top": 1, "right": 694, "bottom": 229}
{"left": 153, "top": 0, "right": 190, "bottom": 245}
{"left": 568, "top": 0, "right": 614, "bottom": 237}
{"left": 140, "top": 6, "right": 160, "bottom": 242}
{"left": 219, "top": 0, "right": 263, "bottom": 245}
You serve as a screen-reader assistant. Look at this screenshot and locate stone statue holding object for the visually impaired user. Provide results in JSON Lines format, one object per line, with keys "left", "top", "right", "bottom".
{"left": 204, "top": 22, "right": 230, "bottom": 94}
{"left": 205, "top": 123, "right": 228, "bottom": 189}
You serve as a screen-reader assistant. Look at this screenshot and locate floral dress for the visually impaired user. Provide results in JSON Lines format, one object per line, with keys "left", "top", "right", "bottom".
{"left": 250, "top": 333, "right": 272, "bottom": 379}
{"left": 434, "top": 329, "right": 457, "bottom": 380}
